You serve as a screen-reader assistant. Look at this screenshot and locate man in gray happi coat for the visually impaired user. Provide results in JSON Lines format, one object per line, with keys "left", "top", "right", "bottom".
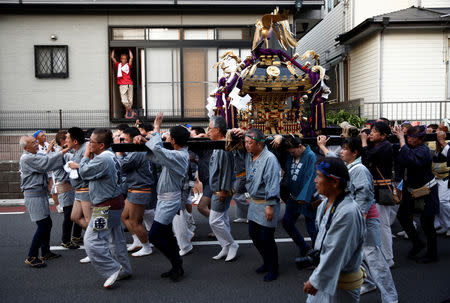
{"left": 79, "top": 129, "right": 132, "bottom": 289}
{"left": 19, "top": 135, "right": 70, "bottom": 268}
{"left": 241, "top": 128, "right": 281, "bottom": 282}
{"left": 207, "top": 116, "right": 238, "bottom": 262}
{"left": 304, "top": 157, "right": 365, "bottom": 303}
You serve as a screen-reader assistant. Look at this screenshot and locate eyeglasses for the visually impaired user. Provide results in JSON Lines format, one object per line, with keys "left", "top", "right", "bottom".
{"left": 90, "top": 141, "right": 103, "bottom": 145}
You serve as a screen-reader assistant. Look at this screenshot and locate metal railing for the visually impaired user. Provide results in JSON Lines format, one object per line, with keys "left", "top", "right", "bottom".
{"left": 363, "top": 101, "right": 450, "bottom": 124}
{"left": 0, "top": 108, "right": 208, "bottom": 132}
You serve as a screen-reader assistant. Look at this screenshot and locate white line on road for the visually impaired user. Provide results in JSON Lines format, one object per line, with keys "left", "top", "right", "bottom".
{"left": 0, "top": 212, "right": 25, "bottom": 215}
{"left": 49, "top": 237, "right": 310, "bottom": 251}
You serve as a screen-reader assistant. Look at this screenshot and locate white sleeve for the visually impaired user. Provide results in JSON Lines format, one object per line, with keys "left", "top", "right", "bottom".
{"left": 441, "top": 144, "right": 449, "bottom": 157}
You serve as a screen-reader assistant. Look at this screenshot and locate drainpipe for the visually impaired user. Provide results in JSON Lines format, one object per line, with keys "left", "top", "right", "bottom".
{"left": 379, "top": 17, "right": 389, "bottom": 118}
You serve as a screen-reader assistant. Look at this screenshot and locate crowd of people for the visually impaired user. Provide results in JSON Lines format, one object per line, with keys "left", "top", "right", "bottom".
{"left": 18, "top": 114, "right": 449, "bottom": 302}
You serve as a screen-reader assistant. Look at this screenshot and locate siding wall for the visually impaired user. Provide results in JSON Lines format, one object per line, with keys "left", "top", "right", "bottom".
{"left": 382, "top": 29, "right": 446, "bottom": 102}
{"left": 296, "top": 2, "right": 350, "bottom": 68}
{"left": 349, "top": 32, "right": 380, "bottom": 109}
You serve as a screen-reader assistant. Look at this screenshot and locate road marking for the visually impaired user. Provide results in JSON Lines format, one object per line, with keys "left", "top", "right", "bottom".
{"left": 49, "top": 237, "right": 310, "bottom": 251}
{"left": 0, "top": 212, "right": 25, "bottom": 215}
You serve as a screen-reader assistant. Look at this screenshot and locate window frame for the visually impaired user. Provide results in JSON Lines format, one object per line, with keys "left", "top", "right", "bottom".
{"left": 34, "top": 45, "right": 69, "bottom": 79}
{"left": 108, "top": 25, "right": 254, "bottom": 122}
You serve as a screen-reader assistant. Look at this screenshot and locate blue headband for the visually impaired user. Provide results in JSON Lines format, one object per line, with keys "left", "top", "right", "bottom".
{"left": 33, "top": 130, "right": 43, "bottom": 138}
{"left": 317, "top": 161, "right": 347, "bottom": 183}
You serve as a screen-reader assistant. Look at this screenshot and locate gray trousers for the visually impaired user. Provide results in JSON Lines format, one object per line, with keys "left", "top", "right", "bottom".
{"left": 362, "top": 218, "right": 397, "bottom": 303}
{"left": 84, "top": 209, "right": 132, "bottom": 278}
{"left": 307, "top": 288, "right": 360, "bottom": 303}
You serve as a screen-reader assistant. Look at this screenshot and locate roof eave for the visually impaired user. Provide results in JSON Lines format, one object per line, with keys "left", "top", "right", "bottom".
{"left": 336, "top": 19, "right": 450, "bottom": 45}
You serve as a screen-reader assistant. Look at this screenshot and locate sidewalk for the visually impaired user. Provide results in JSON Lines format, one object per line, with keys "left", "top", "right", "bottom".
{"left": 0, "top": 198, "right": 55, "bottom": 207}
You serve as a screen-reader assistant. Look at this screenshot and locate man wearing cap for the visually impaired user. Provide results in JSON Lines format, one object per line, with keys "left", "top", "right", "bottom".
{"left": 241, "top": 128, "right": 281, "bottom": 282}
{"left": 303, "top": 157, "right": 365, "bottom": 303}
{"left": 19, "top": 135, "right": 70, "bottom": 268}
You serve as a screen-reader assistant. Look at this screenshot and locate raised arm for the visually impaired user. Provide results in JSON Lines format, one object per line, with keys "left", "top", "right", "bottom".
{"left": 129, "top": 49, "right": 134, "bottom": 66}
{"left": 110, "top": 49, "right": 117, "bottom": 65}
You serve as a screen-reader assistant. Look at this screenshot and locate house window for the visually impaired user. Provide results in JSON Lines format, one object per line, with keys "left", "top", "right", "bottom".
{"left": 109, "top": 26, "right": 253, "bottom": 121}
{"left": 34, "top": 45, "right": 69, "bottom": 78}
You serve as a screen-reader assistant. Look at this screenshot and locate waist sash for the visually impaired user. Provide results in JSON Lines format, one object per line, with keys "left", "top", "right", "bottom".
{"left": 337, "top": 266, "right": 366, "bottom": 290}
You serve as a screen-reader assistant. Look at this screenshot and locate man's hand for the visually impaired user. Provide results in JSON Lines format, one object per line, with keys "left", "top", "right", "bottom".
{"left": 303, "top": 280, "right": 318, "bottom": 295}
{"left": 392, "top": 125, "right": 406, "bottom": 147}
{"left": 68, "top": 162, "right": 79, "bottom": 169}
{"left": 297, "top": 200, "right": 307, "bottom": 205}
{"left": 60, "top": 146, "right": 71, "bottom": 155}
{"left": 360, "top": 130, "right": 369, "bottom": 145}
{"left": 270, "top": 135, "right": 283, "bottom": 148}
{"left": 316, "top": 135, "right": 328, "bottom": 148}
{"left": 83, "top": 142, "right": 93, "bottom": 159}
{"left": 436, "top": 130, "right": 447, "bottom": 148}
{"left": 231, "top": 128, "right": 245, "bottom": 138}
{"left": 154, "top": 112, "right": 163, "bottom": 133}
{"left": 129, "top": 49, "right": 133, "bottom": 59}
{"left": 265, "top": 205, "right": 274, "bottom": 221}
{"left": 133, "top": 135, "right": 148, "bottom": 145}
{"left": 46, "top": 140, "right": 56, "bottom": 153}
{"left": 219, "top": 190, "right": 228, "bottom": 202}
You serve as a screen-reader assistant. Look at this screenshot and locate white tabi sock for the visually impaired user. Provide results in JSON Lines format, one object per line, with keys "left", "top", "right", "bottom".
{"left": 127, "top": 234, "right": 142, "bottom": 252}
{"left": 131, "top": 242, "right": 153, "bottom": 257}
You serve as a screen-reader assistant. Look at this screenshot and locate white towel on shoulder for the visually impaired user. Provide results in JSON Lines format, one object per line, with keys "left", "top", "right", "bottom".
{"left": 117, "top": 63, "right": 129, "bottom": 78}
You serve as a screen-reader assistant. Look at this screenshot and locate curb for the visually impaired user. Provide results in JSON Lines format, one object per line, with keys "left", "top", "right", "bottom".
{"left": 0, "top": 198, "right": 55, "bottom": 207}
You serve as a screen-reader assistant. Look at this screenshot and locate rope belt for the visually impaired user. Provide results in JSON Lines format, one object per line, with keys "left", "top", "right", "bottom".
{"left": 236, "top": 171, "right": 246, "bottom": 178}
{"left": 128, "top": 188, "right": 152, "bottom": 194}
{"left": 213, "top": 189, "right": 235, "bottom": 197}
{"left": 337, "top": 266, "right": 366, "bottom": 290}
{"left": 75, "top": 187, "right": 89, "bottom": 193}
{"left": 373, "top": 179, "right": 392, "bottom": 186}
{"left": 250, "top": 197, "right": 267, "bottom": 204}
{"left": 56, "top": 181, "right": 74, "bottom": 194}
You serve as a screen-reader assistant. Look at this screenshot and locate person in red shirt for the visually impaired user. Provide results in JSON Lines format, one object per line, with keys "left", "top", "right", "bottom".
{"left": 111, "top": 49, "right": 135, "bottom": 119}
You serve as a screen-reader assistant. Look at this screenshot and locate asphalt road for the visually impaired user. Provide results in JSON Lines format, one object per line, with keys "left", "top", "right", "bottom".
{"left": 0, "top": 205, "right": 449, "bottom": 303}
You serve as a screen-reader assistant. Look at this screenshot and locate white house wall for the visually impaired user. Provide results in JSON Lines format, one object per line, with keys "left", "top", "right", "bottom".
{"left": 420, "top": 0, "right": 450, "bottom": 8}
{"left": 353, "top": 0, "right": 416, "bottom": 28}
{"left": 0, "top": 14, "right": 109, "bottom": 111}
{"left": 0, "top": 13, "right": 267, "bottom": 113}
{"left": 348, "top": 32, "right": 380, "bottom": 117}
{"left": 380, "top": 29, "right": 448, "bottom": 121}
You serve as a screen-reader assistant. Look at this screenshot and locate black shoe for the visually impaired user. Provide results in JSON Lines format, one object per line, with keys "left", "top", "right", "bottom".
{"left": 71, "top": 236, "right": 83, "bottom": 245}
{"left": 161, "top": 269, "right": 174, "bottom": 278}
{"left": 169, "top": 266, "right": 184, "bottom": 282}
{"left": 255, "top": 264, "right": 268, "bottom": 274}
{"left": 416, "top": 255, "right": 439, "bottom": 264}
{"left": 408, "top": 241, "right": 425, "bottom": 260}
{"left": 25, "top": 257, "right": 47, "bottom": 268}
{"left": 61, "top": 241, "right": 80, "bottom": 249}
{"left": 263, "top": 269, "right": 279, "bottom": 282}
{"left": 40, "top": 252, "right": 62, "bottom": 260}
